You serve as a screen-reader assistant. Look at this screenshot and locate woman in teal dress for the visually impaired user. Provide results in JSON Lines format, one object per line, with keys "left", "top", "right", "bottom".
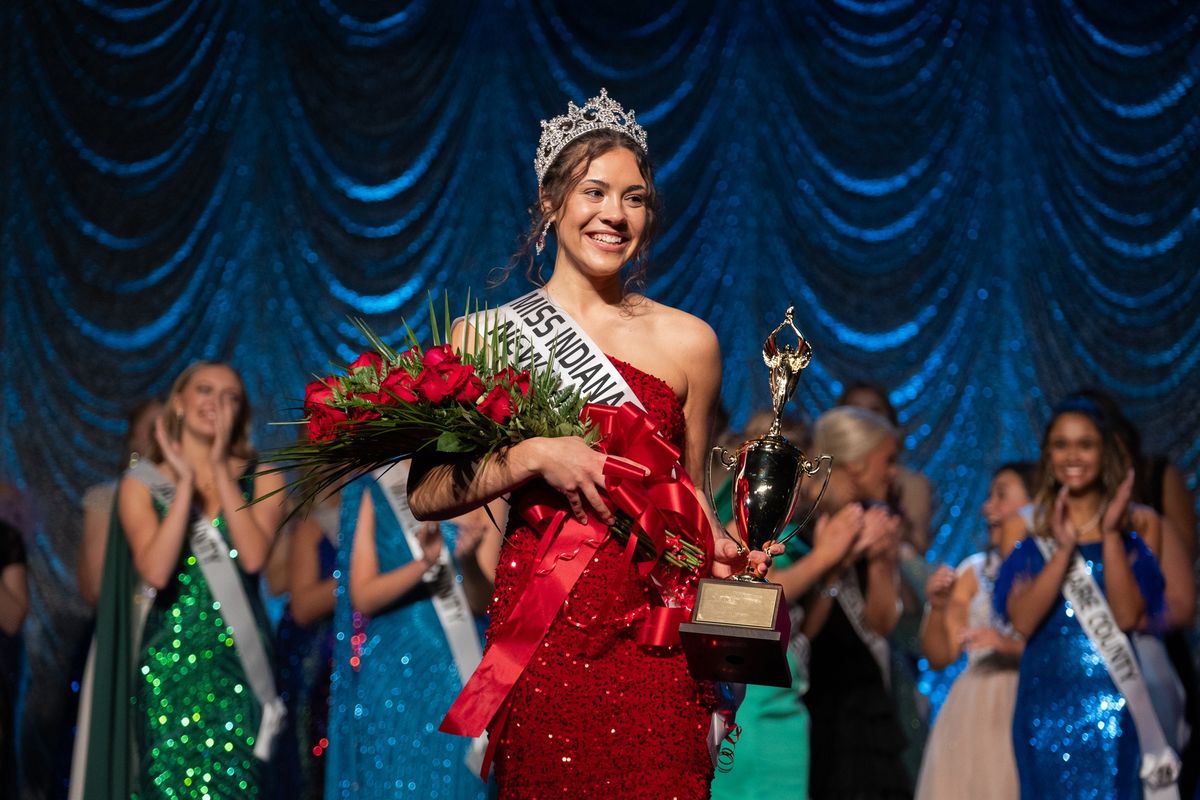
{"left": 325, "top": 466, "right": 493, "bottom": 799}
{"left": 117, "top": 362, "right": 286, "bottom": 798}
{"left": 709, "top": 412, "right": 865, "bottom": 799}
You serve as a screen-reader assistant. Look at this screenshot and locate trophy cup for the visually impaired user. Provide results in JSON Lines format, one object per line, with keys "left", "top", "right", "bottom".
{"left": 679, "top": 307, "right": 832, "bottom": 687}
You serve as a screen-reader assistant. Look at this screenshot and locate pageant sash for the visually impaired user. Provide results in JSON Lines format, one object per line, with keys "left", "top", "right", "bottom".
{"left": 130, "top": 461, "right": 286, "bottom": 762}
{"left": 471, "top": 288, "right": 643, "bottom": 410}
{"left": 831, "top": 568, "right": 892, "bottom": 691}
{"left": 1033, "top": 537, "right": 1181, "bottom": 798}
{"left": 372, "top": 463, "right": 489, "bottom": 771}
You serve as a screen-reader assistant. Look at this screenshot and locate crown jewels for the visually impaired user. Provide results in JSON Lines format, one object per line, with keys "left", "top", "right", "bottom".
{"left": 535, "top": 88, "right": 649, "bottom": 187}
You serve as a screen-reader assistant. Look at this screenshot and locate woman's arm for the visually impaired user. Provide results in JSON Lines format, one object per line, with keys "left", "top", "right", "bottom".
{"left": 862, "top": 508, "right": 902, "bottom": 636}
{"left": 1005, "top": 546, "right": 1071, "bottom": 638}
{"left": 263, "top": 524, "right": 291, "bottom": 597}
{"left": 921, "top": 565, "right": 976, "bottom": 670}
{"left": 452, "top": 503, "right": 504, "bottom": 617}
{"left": 1161, "top": 463, "right": 1197, "bottom": 563}
{"left": 78, "top": 485, "right": 114, "bottom": 606}
{"left": 0, "top": 563, "right": 28, "bottom": 636}
{"left": 1158, "top": 516, "right": 1196, "bottom": 630}
{"left": 288, "top": 514, "right": 337, "bottom": 626}
{"left": 1100, "top": 474, "right": 1149, "bottom": 631}
{"left": 119, "top": 471, "right": 194, "bottom": 591}
{"left": 348, "top": 490, "right": 442, "bottom": 616}
{"left": 770, "top": 504, "right": 863, "bottom": 602}
{"left": 211, "top": 463, "right": 285, "bottom": 574}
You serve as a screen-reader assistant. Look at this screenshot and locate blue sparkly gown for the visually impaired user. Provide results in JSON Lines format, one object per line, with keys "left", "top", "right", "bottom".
{"left": 324, "top": 477, "right": 487, "bottom": 800}
{"left": 994, "top": 535, "right": 1165, "bottom": 799}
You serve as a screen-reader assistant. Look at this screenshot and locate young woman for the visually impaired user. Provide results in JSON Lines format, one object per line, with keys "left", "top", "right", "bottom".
{"left": 405, "top": 89, "right": 770, "bottom": 798}
{"left": 116, "top": 362, "right": 285, "bottom": 798}
{"left": 995, "top": 398, "right": 1166, "bottom": 799}
{"left": 914, "top": 462, "right": 1036, "bottom": 799}
{"left": 800, "top": 406, "right": 910, "bottom": 800}
{"left": 324, "top": 467, "right": 494, "bottom": 799}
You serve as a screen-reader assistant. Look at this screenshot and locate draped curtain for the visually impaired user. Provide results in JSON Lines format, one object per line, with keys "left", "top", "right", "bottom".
{"left": 2, "top": 1, "right": 1197, "bottom": 795}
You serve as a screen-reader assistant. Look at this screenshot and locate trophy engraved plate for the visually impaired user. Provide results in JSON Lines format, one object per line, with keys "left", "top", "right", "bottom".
{"left": 692, "top": 580, "right": 783, "bottom": 629}
{"left": 679, "top": 306, "right": 832, "bottom": 688}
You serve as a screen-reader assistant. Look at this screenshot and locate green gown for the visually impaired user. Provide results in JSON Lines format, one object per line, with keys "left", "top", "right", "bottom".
{"left": 134, "top": 467, "right": 271, "bottom": 799}
{"left": 709, "top": 478, "right": 811, "bottom": 799}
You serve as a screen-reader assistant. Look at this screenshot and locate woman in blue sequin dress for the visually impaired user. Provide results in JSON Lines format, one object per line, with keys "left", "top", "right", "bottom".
{"left": 995, "top": 398, "right": 1165, "bottom": 799}
{"left": 325, "top": 469, "right": 492, "bottom": 799}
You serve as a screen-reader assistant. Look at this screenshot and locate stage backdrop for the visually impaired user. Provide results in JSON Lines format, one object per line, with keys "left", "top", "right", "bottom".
{"left": 2, "top": 0, "right": 1198, "bottom": 796}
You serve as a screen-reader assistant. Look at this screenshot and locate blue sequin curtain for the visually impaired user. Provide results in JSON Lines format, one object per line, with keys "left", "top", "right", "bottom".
{"left": 2, "top": 1, "right": 1198, "bottom": 795}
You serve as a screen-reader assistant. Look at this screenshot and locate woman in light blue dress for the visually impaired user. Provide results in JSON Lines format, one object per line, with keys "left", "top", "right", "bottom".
{"left": 325, "top": 468, "right": 493, "bottom": 799}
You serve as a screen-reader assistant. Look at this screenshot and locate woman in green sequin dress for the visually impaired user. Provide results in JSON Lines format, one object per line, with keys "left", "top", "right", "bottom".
{"left": 118, "top": 363, "right": 285, "bottom": 799}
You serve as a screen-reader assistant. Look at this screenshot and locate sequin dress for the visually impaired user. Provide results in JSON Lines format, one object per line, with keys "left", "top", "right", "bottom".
{"left": 135, "top": 467, "right": 273, "bottom": 799}
{"left": 488, "top": 357, "right": 716, "bottom": 799}
{"left": 915, "top": 551, "right": 1020, "bottom": 799}
{"left": 994, "top": 535, "right": 1165, "bottom": 799}
{"left": 325, "top": 478, "right": 487, "bottom": 800}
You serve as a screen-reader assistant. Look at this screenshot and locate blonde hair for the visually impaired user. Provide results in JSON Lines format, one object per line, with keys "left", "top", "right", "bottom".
{"left": 814, "top": 406, "right": 898, "bottom": 466}
{"left": 155, "top": 361, "right": 255, "bottom": 462}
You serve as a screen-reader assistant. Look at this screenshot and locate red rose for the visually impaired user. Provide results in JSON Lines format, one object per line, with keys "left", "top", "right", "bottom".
{"left": 381, "top": 369, "right": 419, "bottom": 403}
{"left": 492, "top": 366, "right": 532, "bottom": 397}
{"left": 350, "top": 351, "right": 383, "bottom": 374}
{"left": 347, "top": 390, "right": 388, "bottom": 421}
{"left": 421, "top": 344, "right": 460, "bottom": 369}
{"left": 413, "top": 362, "right": 473, "bottom": 404}
{"left": 476, "top": 386, "right": 515, "bottom": 424}
{"left": 304, "top": 377, "right": 349, "bottom": 442}
{"left": 456, "top": 374, "right": 486, "bottom": 404}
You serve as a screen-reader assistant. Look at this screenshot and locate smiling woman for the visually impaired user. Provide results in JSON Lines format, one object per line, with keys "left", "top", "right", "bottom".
{"left": 75, "top": 361, "right": 287, "bottom": 799}
{"left": 406, "top": 89, "right": 775, "bottom": 799}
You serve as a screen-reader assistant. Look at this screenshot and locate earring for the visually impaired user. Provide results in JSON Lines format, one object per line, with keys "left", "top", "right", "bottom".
{"left": 535, "top": 220, "right": 552, "bottom": 255}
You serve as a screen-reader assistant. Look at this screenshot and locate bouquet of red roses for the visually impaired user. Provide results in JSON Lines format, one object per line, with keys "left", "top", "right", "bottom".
{"left": 266, "top": 306, "right": 704, "bottom": 572}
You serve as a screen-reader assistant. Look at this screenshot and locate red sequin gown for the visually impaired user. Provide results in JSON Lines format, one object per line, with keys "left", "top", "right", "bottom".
{"left": 488, "top": 357, "right": 716, "bottom": 799}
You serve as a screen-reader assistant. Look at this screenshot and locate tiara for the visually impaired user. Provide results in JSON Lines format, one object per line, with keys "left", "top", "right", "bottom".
{"left": 534, "top": 88, "right": 649, "bottom": 187}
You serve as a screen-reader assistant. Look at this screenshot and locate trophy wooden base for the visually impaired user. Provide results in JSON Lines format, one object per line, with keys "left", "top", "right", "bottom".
{"left": 678, "top": 578, "right": 792, "bottom": 688}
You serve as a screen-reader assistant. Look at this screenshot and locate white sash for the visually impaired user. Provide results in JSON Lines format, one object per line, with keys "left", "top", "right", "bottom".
{"left": 372, "top": 463, "right": 489, "bottom": 774}
{"left": 1032, "top": 537, "right": 1181, "bottom": 798}
{"left": 473, "top": 288, "right": 642, "bottom": 410}
{"left": 831, "top": 568, "right": 892, "bottom": 691}
{"left": 130, "top": 461, "right": 286, "bottom": 761}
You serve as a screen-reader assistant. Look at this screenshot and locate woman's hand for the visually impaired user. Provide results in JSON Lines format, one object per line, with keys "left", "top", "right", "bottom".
{"left": 925, "top": 565, "right": 956, "bottom": 611}
{"left": 1051, "top": 487, "right": 1079, "bottom": 550}
{"left": 526, "top": 437, "right": 648, "bottom": 527}
{"left": 154, "top": 417, "right": 193, "bottom": 484}
{"left": 812, "top": 504, "right": 863, "bottom": 567}
{"left": 208, "top": 393, "right": 236, "bottom": 465}
{"left": 712, "top": 537, "right": 782, "bottom": 579}
{"left": 960, "top": 626, "right": 1010, "bottom": 652}
{"left": 860, "top": 506, "right": 901, "bottom": 561}
{"left": 417, "top": 522, "right": 444, "bottom": 566}
{"left": 1102, "top": 469, "right": 1135, "bottom": 537}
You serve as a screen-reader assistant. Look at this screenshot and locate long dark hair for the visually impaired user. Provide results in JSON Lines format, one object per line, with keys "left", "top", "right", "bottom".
{"left": 495, "top": 129, "right": 660, "bottom": 295}
{"left": 1031, "top": 398, "right": 1128, "bottom": 539}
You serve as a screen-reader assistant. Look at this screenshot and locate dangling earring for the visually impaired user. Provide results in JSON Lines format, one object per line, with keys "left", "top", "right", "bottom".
{"left": 536, "top": 220, "right": 552, "bottom": 255}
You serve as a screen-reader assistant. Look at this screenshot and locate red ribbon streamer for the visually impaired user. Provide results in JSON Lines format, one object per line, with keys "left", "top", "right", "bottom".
{"left": 439, "top": 403, "right": 714, "bottom": 777}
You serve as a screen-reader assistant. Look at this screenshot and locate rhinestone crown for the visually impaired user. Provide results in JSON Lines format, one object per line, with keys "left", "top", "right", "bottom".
{"left": 535, "top": 88, "right": 649, "bottom": 187}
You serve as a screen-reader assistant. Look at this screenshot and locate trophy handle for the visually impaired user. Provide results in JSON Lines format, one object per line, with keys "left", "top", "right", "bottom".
{"left": 705, "top": 446, "right": 737, "bottom": 513}
{"left": 775, "top": 454, "right": 834, "bottom": 548}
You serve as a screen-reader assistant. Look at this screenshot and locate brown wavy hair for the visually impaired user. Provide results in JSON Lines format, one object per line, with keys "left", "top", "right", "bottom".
{"left": 1031, "top": 397, "right": 1129, "bottom": 539}
{"left": 495, "top": 128, "right": 660, "bottom": 296}
{"left": 153, "top": 361, "right": 256, "bottom": 463}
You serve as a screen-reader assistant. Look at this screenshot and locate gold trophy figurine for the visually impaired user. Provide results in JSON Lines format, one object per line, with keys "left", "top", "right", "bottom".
{"left": 679, "top": 306, "right": 832, "bottom": 687}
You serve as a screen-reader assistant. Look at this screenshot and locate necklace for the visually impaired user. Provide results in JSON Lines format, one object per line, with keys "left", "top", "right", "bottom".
{"left": 1072, "top": 507, "right": 1103, "bottom": 538}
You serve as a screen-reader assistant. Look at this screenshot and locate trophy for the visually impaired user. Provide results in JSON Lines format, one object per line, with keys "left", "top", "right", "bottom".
{"left": 679, "top": 307, "right": 832, "bottom": 687}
